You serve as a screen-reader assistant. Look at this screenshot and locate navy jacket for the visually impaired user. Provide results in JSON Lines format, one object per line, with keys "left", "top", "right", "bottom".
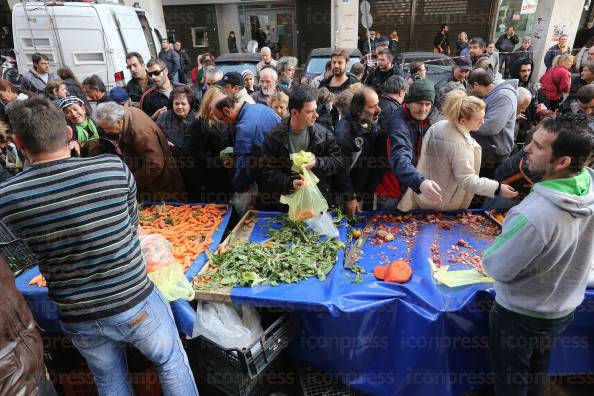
{"left": 233, "top": 103, "right": 281, "bottom": 192}
{"left": 388, "top": 105, "right": 431, "bottom": 195}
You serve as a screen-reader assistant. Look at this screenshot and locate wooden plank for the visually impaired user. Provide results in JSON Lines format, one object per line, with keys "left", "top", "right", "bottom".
{"left": 192, "top": 210, "right": 258, "bottom": 302}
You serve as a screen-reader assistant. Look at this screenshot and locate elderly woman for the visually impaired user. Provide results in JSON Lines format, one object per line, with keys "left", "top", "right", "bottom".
{"left": 93, "top": 101, "right": 185, "bottom": 202}
{"left": 189, "top": 86, "right": 233, "bottom": 203}
{"left": 157, "top": 85, "right": 197, "bottom": 160}
{"left": 59, "top": 96, "right": 101, "bottom": 144}
{"left": 398, "top": 90, "right": 518, "bottom": 212}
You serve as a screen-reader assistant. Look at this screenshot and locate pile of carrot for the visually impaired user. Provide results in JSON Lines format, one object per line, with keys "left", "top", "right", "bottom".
{"left": 29, "top": 273, "right": 46, "bottom": 287}
{"left": 139, "top": 204, "right": 227, "bottom": 272}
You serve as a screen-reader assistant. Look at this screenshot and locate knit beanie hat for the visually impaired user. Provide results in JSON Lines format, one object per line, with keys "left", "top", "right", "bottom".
{"left": 404, "top": 79, "right": 436, "bottom": 104}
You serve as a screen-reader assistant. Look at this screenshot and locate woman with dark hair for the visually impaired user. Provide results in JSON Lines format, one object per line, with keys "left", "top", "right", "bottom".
{"left": 157, "top": 85, "right": 197, "bottom": 196}
{"left": 157, "top": 85, "right": 197, "bottom": 158}
{"left": 228, "top": 31, "right": 238, "bottom": 53}
{"left": 56, "top": 66, "right": 89, "bottom": 105}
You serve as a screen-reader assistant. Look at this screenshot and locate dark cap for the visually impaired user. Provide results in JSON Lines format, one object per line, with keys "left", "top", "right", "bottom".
{"left": 404, "top": 79, "right": 436, "bottom": 104}
{"left": 454, "top": 56, "right": 472, "bottom": 71}
{"left": 107, "top": 87, "right": 130, "bottom": 104}
{"left": 218, "top": 71, "right": 244, "bottom": 88}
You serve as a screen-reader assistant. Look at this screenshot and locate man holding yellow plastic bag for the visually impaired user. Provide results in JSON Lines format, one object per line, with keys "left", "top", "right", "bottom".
{"left": 259, "top": 84, "right": 344, "bottom": 211}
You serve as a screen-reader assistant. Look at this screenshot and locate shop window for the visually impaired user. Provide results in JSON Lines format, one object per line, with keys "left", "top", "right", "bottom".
{"left": 191, "top": 27, "right": 209, "bottom": 48}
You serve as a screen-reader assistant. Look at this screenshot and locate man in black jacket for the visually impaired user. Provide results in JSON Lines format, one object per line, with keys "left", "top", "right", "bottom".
{"left": 495, "top": 26, "right": 519, "bottom": 77}
{"left": 174, "top": 41, "right": 191, "bottom": 84}
{"left": 509, "top": 57, "right": 538, "bottom": 144}
{"left": 140, "top": 58, "right": 183, "bottom": 120}
{"left": 259, "top": 84, "right": 343, "bottom": 210}
{"left": 335, "top": 87, "right": 393, "bottom": 214}
{"left": 433, "top": 24, "right": 450, "bottom": 54}
{"left": 365, "top": 49, "right": 402, "bottom": 92}
{"left": 125, "top": 52, "right": 153, "bottom": 104}
{"left": 319, "top": 49, "right": 358, "bottom": 95}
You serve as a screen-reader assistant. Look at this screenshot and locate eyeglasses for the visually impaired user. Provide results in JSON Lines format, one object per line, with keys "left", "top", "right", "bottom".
{"left": 147, "top": 69, "right": 164, "bottom": 77}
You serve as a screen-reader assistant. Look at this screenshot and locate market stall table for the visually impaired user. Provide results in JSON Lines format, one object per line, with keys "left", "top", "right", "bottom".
{"left": 194, "top": 210, "right": 594, "bottom": 396}
{"left": 14, "top": 203, "right": 231, "bottom": 336}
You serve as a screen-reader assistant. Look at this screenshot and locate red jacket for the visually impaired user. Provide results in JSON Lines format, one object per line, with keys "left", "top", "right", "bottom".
{"left": 539, "top": 66, "right": 571, "bottom": 101}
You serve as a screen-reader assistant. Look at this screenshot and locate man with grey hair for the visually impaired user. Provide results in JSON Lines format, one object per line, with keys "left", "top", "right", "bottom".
{"left": 140, "top": 57, "right": 184, "bottom": 120}
{"left": 277, "top": 56, "right": 297, "bottom": 93}
{"left": 0, "top": 98, "right": 197, "bottom": 396}
{"left": 256, "top": 47, "right": 277, "bottom": 75}
{"left": 251, "top": 67, "right": 279, "bottom": 105}
{"left": 194, "top": 66, "right": 223, "bottom": 104}
{"left": 94, "top": 101, "right": 185, "bottom": 202}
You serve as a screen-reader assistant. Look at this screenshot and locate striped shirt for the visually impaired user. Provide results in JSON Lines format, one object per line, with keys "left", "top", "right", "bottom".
{"left": 0, "top": 155, "right": 153, "bottom": 322}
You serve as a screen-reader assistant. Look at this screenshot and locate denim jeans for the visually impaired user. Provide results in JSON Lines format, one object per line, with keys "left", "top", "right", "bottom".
{"left": 169, "top": 72, "right": 179, "bottom": 84}
{"left": 489, "top": 302, "right": 574, "bottom": 396}
{"left": 61, "top": 288, "right": 198, "bottom": 396}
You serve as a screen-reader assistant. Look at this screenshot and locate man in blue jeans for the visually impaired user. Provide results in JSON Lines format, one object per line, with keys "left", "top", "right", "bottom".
{"left": 0, "top": 98, "right": 198, "bottom": 396}
{"left": 483, "top": 113, "right": 594, "bottom": 396}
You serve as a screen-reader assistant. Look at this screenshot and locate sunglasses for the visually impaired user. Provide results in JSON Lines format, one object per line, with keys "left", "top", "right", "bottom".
{"left": 147, "top": 69, "right": 164, "bottom": 77}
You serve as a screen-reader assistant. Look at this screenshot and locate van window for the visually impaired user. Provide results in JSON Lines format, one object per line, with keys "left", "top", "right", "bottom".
{"left": 21, "top": 38, "right": 51, "bottom": 48}
{"left": 73, "top": 52, "right": 106, "bottom": 64}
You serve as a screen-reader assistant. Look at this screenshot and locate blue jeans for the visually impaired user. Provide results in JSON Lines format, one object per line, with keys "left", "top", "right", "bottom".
{"left": 489, "top": 302, "right": 574, "bottom": 396}
{"left": 169, "top": 72, "right": 179, "bottom": 84}
{"left": 61, "top": 288, "right": 198, "bottom": 396}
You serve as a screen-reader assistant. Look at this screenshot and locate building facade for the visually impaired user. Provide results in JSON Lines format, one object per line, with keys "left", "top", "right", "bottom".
{"left": 162, "top": 0, "right": 331, "bottom": 64}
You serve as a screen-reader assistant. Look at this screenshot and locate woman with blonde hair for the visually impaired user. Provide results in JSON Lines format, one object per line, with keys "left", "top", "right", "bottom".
{"left": 398, "top": 90, "right": 517, "bottom": 211}
{"left": 539, "top": 54, "right": 573, "bottom": 111}
{"left": 268, "top": 91, "right": 289, "bottom": 119}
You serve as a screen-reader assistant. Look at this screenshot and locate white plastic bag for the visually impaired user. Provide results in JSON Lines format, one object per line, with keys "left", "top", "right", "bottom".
{"left": 192, "top": 302, "right": 263, "bottom": 350}
{"left": 305, "top": 212, "right": 339, "bottom": 240}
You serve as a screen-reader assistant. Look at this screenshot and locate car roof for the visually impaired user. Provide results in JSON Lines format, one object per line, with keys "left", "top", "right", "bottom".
{"left": 215, "top": 53, "right": 261, "bottom": 63}
{"left": 399, "top": 52, "right": 452, "bottom": 60}
{"left": 309, "top": 48, "right": 362, "bottom": 58}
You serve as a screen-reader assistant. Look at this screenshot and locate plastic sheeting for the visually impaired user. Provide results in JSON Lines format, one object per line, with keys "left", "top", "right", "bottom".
{"left": 15, "top": 203, "right": 231, "bottom": 335}
{"left": 223, "top": 211, "right": 594, "bottom": 396}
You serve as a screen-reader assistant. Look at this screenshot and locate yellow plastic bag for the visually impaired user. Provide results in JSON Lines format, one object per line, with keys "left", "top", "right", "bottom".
{"left": 429, "top": 258, "right": 493, "bottom": 288}
{"left": 280, "top": 168, "right": 329, "bottom": 222}
{"left": 291, "top": 150, "right": 314, "bottom": 173}
{"left": 139, "top": 233, "right": 195, "bottom": 301}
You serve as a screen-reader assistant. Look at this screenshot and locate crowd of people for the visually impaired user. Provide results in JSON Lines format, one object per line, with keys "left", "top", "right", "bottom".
{"left": 0, "top": 28, "right": 593, "bottom": 396}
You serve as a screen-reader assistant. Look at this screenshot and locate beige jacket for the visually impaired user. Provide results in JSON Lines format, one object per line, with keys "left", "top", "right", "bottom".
{"left": 397, "top": 119, "right": 498, "bottom": 212}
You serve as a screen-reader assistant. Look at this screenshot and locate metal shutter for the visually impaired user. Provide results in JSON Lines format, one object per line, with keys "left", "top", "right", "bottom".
{"left": 296, "top": 0, "right": 331, "bottom": 64}
{"left": 366, "top": 0, "right": 497, "bottom": 52}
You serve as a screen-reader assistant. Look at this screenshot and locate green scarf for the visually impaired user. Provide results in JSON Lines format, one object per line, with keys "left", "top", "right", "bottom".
{"left": 75, "top": 118, "right": 100, "bottom": 144}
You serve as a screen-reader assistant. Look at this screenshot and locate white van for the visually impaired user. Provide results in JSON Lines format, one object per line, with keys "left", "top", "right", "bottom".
{"left": 12, "top": 1, "right": 164, "bottom": 89}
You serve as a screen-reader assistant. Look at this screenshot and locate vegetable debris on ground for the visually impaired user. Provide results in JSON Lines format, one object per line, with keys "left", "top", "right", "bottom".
{"left": 195, "top": 218, "right": 344, "bottom": 289}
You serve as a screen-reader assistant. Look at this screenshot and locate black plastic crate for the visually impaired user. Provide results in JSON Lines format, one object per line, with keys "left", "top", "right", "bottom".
{"left": 0, "top": 220, "right": 37, "bottom": 276}
{"left": 187, "top": 311, "right": 298, "bottom": 396}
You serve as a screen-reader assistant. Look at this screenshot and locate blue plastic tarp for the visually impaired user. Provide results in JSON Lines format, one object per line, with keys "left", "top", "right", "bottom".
{"left": 15, "top": 203, "right": 231, "bottom": 336}
{"left": 223, "top": 211, "right": 594, "bottom": 396}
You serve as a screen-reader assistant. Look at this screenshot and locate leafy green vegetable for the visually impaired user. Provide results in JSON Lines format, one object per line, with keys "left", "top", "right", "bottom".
{"left": 196, "top": 218, "right": 344, "bottom": 289}
{"left": 349, "top": 264, "right": 365, "bottom": 284}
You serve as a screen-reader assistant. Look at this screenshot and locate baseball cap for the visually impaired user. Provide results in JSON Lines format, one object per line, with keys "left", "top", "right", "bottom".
{"left": 218, "top": 72, "right": 244, "bottom": 88}
{"left": 107, "top": 87, "right": 130, "bottom": 104}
